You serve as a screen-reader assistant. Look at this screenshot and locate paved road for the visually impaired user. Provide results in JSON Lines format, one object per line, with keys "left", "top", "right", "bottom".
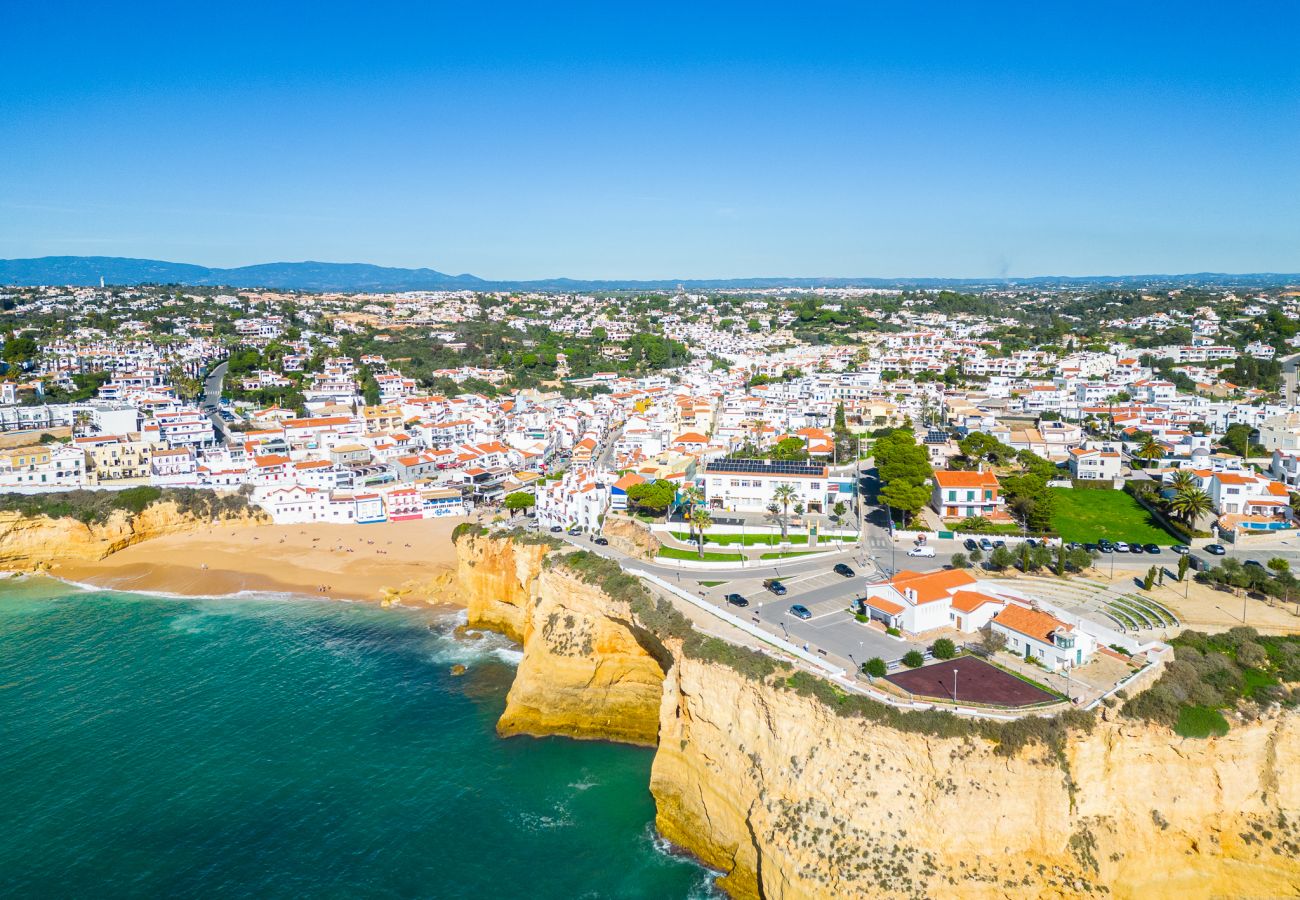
{"left": 201, "top": 361, "right": 232, "bottom": 444}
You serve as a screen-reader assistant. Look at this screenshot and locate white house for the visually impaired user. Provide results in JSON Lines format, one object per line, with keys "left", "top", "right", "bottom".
{"left": 990, "top": 604, "right": 1097, "bottom": 671}
{"left": 701, "top": 458, "right": 831, "bottom": 514}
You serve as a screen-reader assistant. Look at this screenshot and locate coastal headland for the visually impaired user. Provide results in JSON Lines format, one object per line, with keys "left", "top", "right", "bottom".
{"left": 450, "top": 529, "right": 1300, "bottom": 900}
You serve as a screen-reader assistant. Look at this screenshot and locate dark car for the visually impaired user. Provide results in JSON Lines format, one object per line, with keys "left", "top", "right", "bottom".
{"left": 567, "top": 527, "right": 582, "bottom": 536}
{"left": 1206, "top": 543, "right": 1227, "bottom": 555}
{"left": 833, "top": 563, "right": 855, "bottom": 577}
{"left": 1025, "top": 538, "right": 1039, "bottom": 549}
{"left": 724, "top": 593, "right": 749, "bottom": 608}
{"left": 549, "top": 525, "right": 563, "bottom": 533}
{"left": 1171, "top": 544, "right": 1190, "bottom": 555}
{"left": 1143, "top": 543, "right": 1161, "bottom": 554}
{"left": 1098, "top": 541, "right": 1113, "bottom": 554}
{"left": 1128, "top": 544, "right": 1143, "bottom": 554}
{"left": 789, "top": 604, "right": 812, "bottom": 620}
{"left": 593, "top": 536, "right": 609, "bottom": 546}
{"left": 978, "top": 538, "right": 994, "bottom": 551}
{"left": 993, "top": 540, "right": 1006, "bottom": 549}
{"left": 963, "top": 538, "right": 979, "bottom": 552}
{"left": 765, "top": 579, "right": 788, "bottom": 596}
{"left": 1245, "top": 559, "right": 1265, "bottom": 569}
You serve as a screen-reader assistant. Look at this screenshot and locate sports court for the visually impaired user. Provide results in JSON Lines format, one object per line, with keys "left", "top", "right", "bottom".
{"left": 886, "top": 656, "right": 1059, "bottom": 707}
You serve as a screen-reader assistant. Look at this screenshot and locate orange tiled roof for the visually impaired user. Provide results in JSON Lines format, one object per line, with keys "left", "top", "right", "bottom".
{"left": 992, "top": 604, "right": 1069, "bottom": 643}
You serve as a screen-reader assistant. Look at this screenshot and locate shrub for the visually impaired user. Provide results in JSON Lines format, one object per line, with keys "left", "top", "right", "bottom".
{"left": 950, "top": 552, "right": 969, "bottom": 569}
{"left": 886, "top": 626, "right": 902, "bottom": 637}
{"left": 931, "top": 638, "right": 956, "bottom": 660}
{"left": 862, "top": 657, "right": 887, "bottom": 678}
{"left": 902, "top": 650, "right": 925, "bottom": 668}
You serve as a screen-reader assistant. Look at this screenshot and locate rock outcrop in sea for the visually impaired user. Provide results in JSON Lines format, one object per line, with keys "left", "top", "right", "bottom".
{"left": 455, "top": 529, "right": 1300, "bottom": 900}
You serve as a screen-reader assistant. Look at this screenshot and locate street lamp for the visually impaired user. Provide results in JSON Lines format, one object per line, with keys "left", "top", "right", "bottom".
{"left": 952, "top": 668, "right": 958, "bottom": 704}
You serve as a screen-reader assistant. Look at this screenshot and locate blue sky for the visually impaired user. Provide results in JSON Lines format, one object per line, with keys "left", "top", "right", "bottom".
{"left": 2, "top": 2, "right": 1297, "bottom": 279}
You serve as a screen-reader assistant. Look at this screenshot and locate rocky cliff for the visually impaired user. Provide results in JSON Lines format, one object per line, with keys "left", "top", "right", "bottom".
{"left": 455, "top": 532, "right": 1300, "bottom": 899}
{"left": 0, "top": 501, "right": 265, "bottom": 569}
{"left": 457, "top": 531, "right": 665, "bottom": 745}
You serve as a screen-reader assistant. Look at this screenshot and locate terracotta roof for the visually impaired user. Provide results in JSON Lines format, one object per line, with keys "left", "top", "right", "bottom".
{"left": 933, "top": 470, "right": 999, "bottom": 489}
{"left": 888, "top": 569, "right": 979, "bottom": 604}
{"left": 992, "top": 604, "right": 1069, "bottom": 644}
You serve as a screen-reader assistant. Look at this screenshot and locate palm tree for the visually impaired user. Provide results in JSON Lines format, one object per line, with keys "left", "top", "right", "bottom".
{"left": 1169, "top": 486, "right": 1212, "bottom": 527}
{"left": 680, "top": 485, "right": 704, "bottom": 546}
{"left": 1134, "top": 435, "right": 1163, "bottom": 469}
{"left": 1168, "top": 468, "right": 1198, "bottom": 494}
{"left": 772, "top": 484, "right": 797, "bottom": 541}
{"left": 691, "top": 507, "right": 713, "bottom": 558}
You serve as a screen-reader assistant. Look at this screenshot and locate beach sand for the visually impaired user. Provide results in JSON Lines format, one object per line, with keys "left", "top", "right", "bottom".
{"left": 50, "top": 517, "right": 469, "bottom": 604}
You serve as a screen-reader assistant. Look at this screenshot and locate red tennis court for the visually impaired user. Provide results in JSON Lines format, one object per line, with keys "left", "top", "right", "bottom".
{"left": 886, "top": 656, "right": 1058, "bottom": 707}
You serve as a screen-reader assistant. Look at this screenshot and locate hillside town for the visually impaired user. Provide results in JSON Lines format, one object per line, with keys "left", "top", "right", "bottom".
{"left": 0, "top": 282, "right": 1296, "bottom": 545}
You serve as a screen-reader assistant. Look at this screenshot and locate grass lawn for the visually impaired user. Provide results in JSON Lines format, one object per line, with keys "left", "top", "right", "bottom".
{"left": 657, "top": 546, "right": 744, "bottom": 562}
{"left": 670, "top": 531, "right": 857, "bottom": 546}
{"left": 1049, "top": 487, "right": 1179, "bottom": 544}
{"left": 758, "top": 550, "right": 821, "bottom": 559}
{"left": 698, "top": 580, "right": 724, "bottom": 587}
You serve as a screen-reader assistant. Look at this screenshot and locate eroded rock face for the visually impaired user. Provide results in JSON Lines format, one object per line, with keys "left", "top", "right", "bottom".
{"left": 0, "top": 502, "right": 264, "bottom": 568}
{"left": 601, "top": 515, "right": 662, "bottom": 559}
{"left": 457, "top": 533, "right": 665, "bottom": 745}
{"left": 652, "top": 656, "right": 1300, "bottom": 900}
{"left": 456, "top": 532, "right": 1300, "bottom": 899}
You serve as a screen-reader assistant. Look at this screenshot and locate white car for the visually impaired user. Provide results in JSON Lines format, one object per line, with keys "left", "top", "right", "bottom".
{"left": 906, "top": 545, "right": 936, "bottom": 558}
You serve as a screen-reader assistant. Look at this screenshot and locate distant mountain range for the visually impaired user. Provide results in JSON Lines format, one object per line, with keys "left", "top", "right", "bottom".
{"left": 0, "top": 256, "right": 1296, "bottom": 292}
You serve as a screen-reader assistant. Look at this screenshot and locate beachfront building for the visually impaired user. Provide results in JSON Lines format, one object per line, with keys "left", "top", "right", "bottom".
{"left": 1067, "top": 445, "right": 1123, "bottom": 481}
{"left": 700, "top": 458, "right": 831, "bottom": 514}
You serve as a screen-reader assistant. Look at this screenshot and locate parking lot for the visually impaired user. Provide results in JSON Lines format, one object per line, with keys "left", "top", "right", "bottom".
{"left": 695, "top": 566, "right": 921, "bottom": 667}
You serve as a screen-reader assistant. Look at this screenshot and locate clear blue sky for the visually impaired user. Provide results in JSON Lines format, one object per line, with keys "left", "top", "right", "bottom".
{"left": 2, "top": 2, "right": 1297, "bottom": 279}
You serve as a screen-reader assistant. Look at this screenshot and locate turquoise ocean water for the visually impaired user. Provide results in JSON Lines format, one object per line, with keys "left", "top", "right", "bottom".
{"left": 0, "top": 578, "right": 717, "bottom": 898}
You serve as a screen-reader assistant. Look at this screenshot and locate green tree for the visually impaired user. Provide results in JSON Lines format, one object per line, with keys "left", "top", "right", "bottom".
{"left": 950, "top": 552, "right": 970, "bottom": 569}
{"left": 931, "top": 638, "right": 956, "bottom": 660}
{"left": 1177, "top": 552, "right": 1190, "bottom": 582}
{"left": 503, "top": 491, "right": 536, "bottom": 515}
{"left": 1169, "top": 486, "right": 1212, "bottom": 527}
{"left": 862, "top": 657, "right": 887, "bottom": 678}
{"left": 989, "top": 545, "right": 1014, "bottom": 570}
{"left": 902, "top": 650, "right": 925, "bottom": 668}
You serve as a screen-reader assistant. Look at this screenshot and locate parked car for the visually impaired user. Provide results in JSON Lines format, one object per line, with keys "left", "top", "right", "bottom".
{"left": 1129, "top": 544, "right": 1144, "bottom": 554}
{"left": 567, "top": 527, "right": 582, "bottom": 536}
{"left": 1114, "top": 541, "right": 1130, "bottom": 552}
{"left": 993, "top": 540, "right": 1006, "bottom": 549}
{"left": 1097, "top": 539, "right": 1113, "bottom": 553}
{"left": 963, "top": 538, "right": 979, "bottom": 552}
{"left": 765, "top": 579, "right": 788, "bottom": 596}
{"left": 593, "top": 536, "right": 609, "bottom": 546}
{"left": 789, "top": 604, "right": 812, "bottom": 620}
{"left": 1025, "top": 538, "right": 1039, "bottom": 549}
{"left": 1206, "top": 544, "right": 1227, "bottom": 555}
{"left": 978, "top": 538, "right": 994, "bottom": 551}
{"left": 1245, "top": 559, "right": 1265, "bottom": 569}
{"left": 549, "top": 525, "right": 563, "bottom": 533}
{"left": 724, "top": 593, "right": 749, "bottom": 608}
{"left": 1143, "top": 543, "right": 1161, "bottom": 554}
{"left": 1083, "top": 543, "right": 1098, "bottom": 553}
{"left": 1171, "top": 544, "right": 1190, "bottom": 555}
{"left": 833, "top": 563, "right": 855, "bottom": 577}
{"left": 907, "top": 545, "right": 937, "bottom": 558}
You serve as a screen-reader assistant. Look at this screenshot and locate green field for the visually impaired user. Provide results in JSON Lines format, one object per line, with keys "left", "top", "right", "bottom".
{"left": 656, "top": 546, "right": 744, "bottom": 562}
{"left": 669, "top": 531, "right": 857, "bottom": 546}
{"left": 1049, "top": 487, "right": 1179, "bottom": 545}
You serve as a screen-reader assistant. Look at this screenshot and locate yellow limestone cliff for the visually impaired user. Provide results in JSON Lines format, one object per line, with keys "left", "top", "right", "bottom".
{"left": 0, "top": 502, "right": 264, "bottom": 569}
{"left": 457, "top": 531, "right": 665, "bottom": 745}
{"left": 455, "top": 532, "right": 1300, "bottom": 900}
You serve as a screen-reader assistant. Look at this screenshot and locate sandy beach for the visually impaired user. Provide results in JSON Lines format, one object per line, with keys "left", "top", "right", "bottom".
{"left": 49, "top": 517, "right": 468, "bottom": 604}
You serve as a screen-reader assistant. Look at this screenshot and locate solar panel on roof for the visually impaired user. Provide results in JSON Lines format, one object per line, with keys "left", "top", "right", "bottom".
{"left": 704, "top": 457, "right": 825, "bottom": 476}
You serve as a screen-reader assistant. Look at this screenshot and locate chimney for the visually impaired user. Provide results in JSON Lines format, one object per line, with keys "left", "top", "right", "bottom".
{"left": 904, "top": 587, "right": 918, "bottom": 603}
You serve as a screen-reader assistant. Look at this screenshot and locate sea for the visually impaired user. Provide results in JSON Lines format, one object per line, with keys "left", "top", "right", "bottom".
{"left": 0, "top": 577, "right": 720, "bottom": 898}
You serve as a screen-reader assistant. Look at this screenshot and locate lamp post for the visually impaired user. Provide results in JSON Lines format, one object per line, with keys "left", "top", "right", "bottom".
{"left": 952, "top": 668, "right": 958, "bottom": 704}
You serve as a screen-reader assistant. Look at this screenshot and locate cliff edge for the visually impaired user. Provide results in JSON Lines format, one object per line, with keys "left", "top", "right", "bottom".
{"left": 455, "top": 530, "right": 1300, "bottom": 899}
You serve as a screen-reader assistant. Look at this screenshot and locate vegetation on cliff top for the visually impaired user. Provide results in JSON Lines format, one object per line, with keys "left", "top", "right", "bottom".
{"left": 1122, "top": 627, "right": 1300, "bottom": 737}
{"left": 0, "top": 486, "right": 257, "bottom": 525}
